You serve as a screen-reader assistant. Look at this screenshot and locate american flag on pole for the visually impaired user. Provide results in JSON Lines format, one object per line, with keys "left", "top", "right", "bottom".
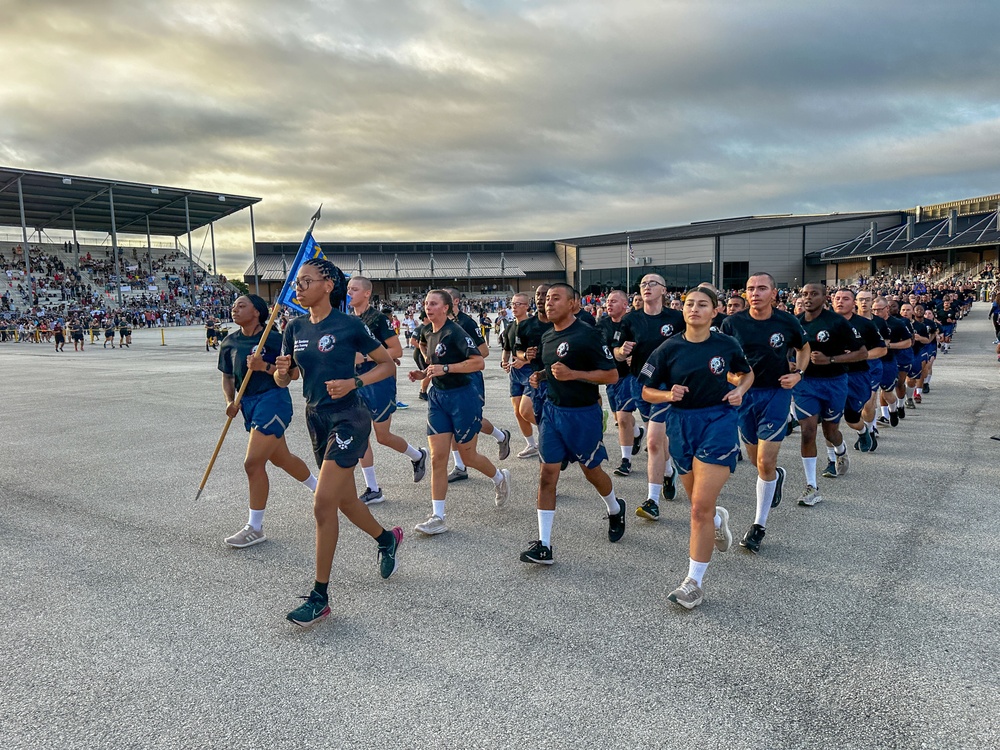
{"left": 627, "top": 235, "right": 635, "bottom": 263}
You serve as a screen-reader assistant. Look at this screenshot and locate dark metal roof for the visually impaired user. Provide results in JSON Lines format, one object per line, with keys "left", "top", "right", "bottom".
{"left": 0, "top": 166, "right": 260, "bottom": 237}
{"left": 810, "top": 210, "right": 1000, "bottom": 262}
{"left": 254, "top": 239, "right": 555, "bottom": 255}
{"left": 562, "top": 212, "right": 902, "bottom": 247}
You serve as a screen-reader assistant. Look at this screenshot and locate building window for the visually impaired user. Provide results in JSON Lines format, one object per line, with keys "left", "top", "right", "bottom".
{"left": 722, "top": 262, "right": 749, "bottom": 292}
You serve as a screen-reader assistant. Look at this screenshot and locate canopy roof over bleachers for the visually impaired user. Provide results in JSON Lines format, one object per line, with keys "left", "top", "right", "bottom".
{"left": 0, "top": 166, "right": 260, "bottom": 237}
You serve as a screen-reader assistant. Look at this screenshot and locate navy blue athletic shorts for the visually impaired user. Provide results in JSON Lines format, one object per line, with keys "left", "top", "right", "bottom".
{"left": 526, "top": 379, "right": 548, "bottom": 424}
{"left": 241, "top": 388, "right": 293, "bottom": 438}
{"left": 738, "top": 388, "right": 792, "bottom": 444}
{"left": 793, "top": 374, "right": 848, "bottom": 423}
{"left": 666, "top": 403, "right": 740, "bottom": 475}
{"left": 868, "top": 360, "right": 883, "bottom": 391}
{"left": 305, "top": 399, "right": 371, "bottom": 469}
{"left": 606, "top": 374, "right": 636, "bottom": 413}
{"left": 509, "top": 365, "right": 531, "bottom": 398}
{"left": 630, "top": 376, "right": 668, "bottom": 423}
{"left": 470, "top": 370, "right": 486, "bottom": 405}
{"left": 845, "top": 371, "right": 872, "bottom": 415}
{"left": 358, "top": 376, "right": 398, "bottom": 423}
{"left": 896, "top": 350, "right": 921, "bottom": 379}
{"left": 427, "top": 383, "right": 482, "bottom": 444}
{"left": 878, "top": 359, "right": 898, "bottom": 391}
{"left": 538, "top": 401, "right": 608, "bottom": 469}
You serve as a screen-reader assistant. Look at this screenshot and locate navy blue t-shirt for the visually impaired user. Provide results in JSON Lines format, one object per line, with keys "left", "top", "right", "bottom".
{"left": 842, "top": 314, "right": 885, "bottom": 374}
{"left": 640, "top": 332, "right": 750, "bottom": 411}
{"left": 282, "top": 311, "right": 382, "bottom": 410}
{"left": 797, "top": 308, "right": 862, "bottom": 378}
{"left": 511, "top": 315, "right": 554, "bottom": 372}
{"left": 721, "top": 309, "right": 806, "bottom": 389}
{"left": 540, "top": 318, "right": 616, "bottom": 407}
{"left": 218, "top": 328, "right": 283, "bottom": 396}
{"left": 619, "top": 307, "right": 686, "bottom": 378}
{"left": 597, "top": 315, "right": 631, "bottom": 378}
{"left": 355, "top": 306, "right": 395, "bottom": 375}
{"left": 423, "top": 319, "right": 481, "bottom": 390}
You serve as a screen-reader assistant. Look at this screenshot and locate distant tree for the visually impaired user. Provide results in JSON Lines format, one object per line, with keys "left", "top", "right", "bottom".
{"left": 230, "top": 279, "right": 250, "bottom": 296}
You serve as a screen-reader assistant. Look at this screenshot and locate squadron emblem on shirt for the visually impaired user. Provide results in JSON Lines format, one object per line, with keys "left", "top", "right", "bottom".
{"left": 318, "top": 334, "right": 336, "bottom": 352}
{"left": 816, "top": 330, "right": 830, "bottom": 343}
{"left": 435, "top": 343, "right": 447, "bottom": 357}
{"left": 769, "top": 333, "right": 785, "bottom": 348}
{"left": 709, "top": 356, "right": 726, "bottom": 375}
{"left": 556, "top": 342, "right": 570, "bottom": 357}
{"left": 660, "top": 324, "right": 674, "bottom": 337}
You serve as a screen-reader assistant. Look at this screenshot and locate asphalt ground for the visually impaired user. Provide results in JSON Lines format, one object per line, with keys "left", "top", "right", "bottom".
{"left": 1, "top": 310, "right": 998, "bottom": 750}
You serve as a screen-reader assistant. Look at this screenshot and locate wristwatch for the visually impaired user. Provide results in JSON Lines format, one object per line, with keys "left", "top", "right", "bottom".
{"left": 830, "top": 356, "right": 836, "bottom": 364}
{"left": 443, "top": 364, "right": 450, "bottom": 374}
{"left": 353, "top": 375, "right": 364, "bottom": 390}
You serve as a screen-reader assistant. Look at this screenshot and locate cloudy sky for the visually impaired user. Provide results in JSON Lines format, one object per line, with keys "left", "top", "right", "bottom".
{"left": 3, "top": 0, "right": 1000, "bottom": 276}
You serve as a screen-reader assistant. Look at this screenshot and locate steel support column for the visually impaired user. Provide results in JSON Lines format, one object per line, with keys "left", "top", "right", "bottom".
{"left": 184, "top": 196, "right": 195, "bottom": 308}
{"left": 250, "top": 204, "right": 259, "bottom": 295}
{"left": 16, "top": 177, "right": 33, "bottom": 305}
{"left": 109, "top": 186, "right": 123, "bottom": 306}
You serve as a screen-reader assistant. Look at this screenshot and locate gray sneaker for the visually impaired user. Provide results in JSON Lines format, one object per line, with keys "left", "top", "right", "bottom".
{"left": 713, "top": 506, "right": 732, "bottom": 553}
{"left": 905, "top": 396, "right": 916, "bottom": 409}
{"left": 412, "top": 448, "right": 428, "bottom": 483}
{"left": 667, "top": 577, "right": 704, "bottom": 609}
{"left": 447, "top": 467, "right": 468, "bottom": 483}
{"left": 835, "top": 450, "right": 850, "bottom": 477}
{"left": 414, "top": 514, "right": 448, "bottom": 535}
{"left": 798, "top": 485, "right": 823, "bottom": 507}
{"left": 517, "top": 445, "right": 539, "bottom": 459}
{"left": 494, "top": 468, "right": 511, "bottom": 507}
{"left": 224, "top": 524, "right": 266, "bottom": 548}
{"left": 497, "top": 428, "right": 512, "bottom": 460}
{"left": 360, "top": 487, "right": 384, "bottom": 505}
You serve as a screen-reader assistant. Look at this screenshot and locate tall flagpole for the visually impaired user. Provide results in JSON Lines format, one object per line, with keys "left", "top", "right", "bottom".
{"left": 626, "top": 232, "right": 630, "bottom": 295}
{"left": 196, "top": 205, "right": 322, "bottom": 500}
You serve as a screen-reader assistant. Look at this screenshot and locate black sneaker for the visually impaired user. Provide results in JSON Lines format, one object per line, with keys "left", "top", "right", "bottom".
{"left": 771, "top": 467, "right": 785, "bottom": 508}
{"left": 923, "top": 383, "right": 930, "bottom": 393}
{"left": 877, "top": 416, "right": 890, "bottom": 425}
{"left": 613, "top": 458, "right": 632, "bottom": 477}
{"left": 663, "top": 467, "right": 678, "bottom": 500}
{"left": 632, "top": 427, "right": 645, "bottom": 454}
{"left": 360, "top": 487, "right": 384, "bottom": 505}
{"left": 377, "top": 527, "right": 403, "bottom": 579}
{"left": 869, "top": 432, "right": 879, "bottom": 452}
{"left": 897, "top": 405, "right": 906, "bottom": 420}
{"left": 519, "top": 540, "right": 554, "bottom": 565}
{"left": 607, "top": 498, "right": 626, "bottom": 542}
{"left": 447, "top": 467, "right": 468, "bottom": 483}
{"left": 889, "top": 410, "right": 899, "bottom": 427}
{"left": 286, "top": 590, "right": 331, "bottom": 627}
{"left": 636, "top": 499, "right": 660, "bottom": 520}
{"left": 412, "top": 448, "right": 428, "bottom": 483}
{"left": 739, "top": 524, "right": 766, "bottom": 553}
{"left": 821, "top": 460, "right": 837, "bottom": 479}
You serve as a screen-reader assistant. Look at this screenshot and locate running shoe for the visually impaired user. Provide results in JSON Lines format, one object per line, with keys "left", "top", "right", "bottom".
{"left": 412, "top": 448, "right": 428, "bottom": 483}
{"left": 418, "top": 392, "right": 429, "bottom": 401}
{"left": 869, "top": 432, "right": 879, "bottom": 452}
{"left": 613, "top": 458, "right": 632, "bottom": 477}
{"left": 517, "top": 445, "right": 539, "bottom": 459}
{"left": 821, "top": 460, "right": 837, "bottom": 478}
{"left": 877, "top": 415, "right": 890, "bottom": 425}
{"left": 447, "top": 467, "right": 468, "bottom": 483}
{"left": 607, "top": 498, "right": 626, "bottom": 543}
{"left": 905, "top": 396, "right": 916, "bottom": 409}
{"left": 889, "top": 411, "right": 899, "bottom": 427}
{"left": 897, "top": 405, "right": 906, "bottom": 420}
{"left": 497, "top": 429, "right": 511, "bottom": 460}
{"left": 771, "top": 467, "right": 786, "bottom": 508}
{"left": 286, "top": 590, "right": 331, "bottom": 627}
{"left": 922, "top": 383, "right": 930, "bottom": 393}
{"left": 667, "top": 577, "right": 704, "bottom": 610}
{"left": 856, "top": 429, "right": 873, "bottom": 453}
{"left": 360, "top": 487, "right": 384, "bottom": 505}
{"left": 798, "top": 485, "right": 823, "bottom": 507}
{"left": 377, "top": 526, "right": 403, "bottom": 579}
{"left": 914, "top": 393, "right": 922, "bottom": 404}
{"left": 636, "top": 499, "right": 660, "bottom": 520}
{"left": 663, "top": 466, "right": 678, "bottom": 501}
{"left": 714, "top": 506, "right": 733, "bottom": 552}
{"left": 632, "top": 427, "right": 644, "bottom": 454}
{"left": 835, "top": 450, "right": 850, "bottom": 477}
{"left": 494, "top": 469, "right": 511, "bottom": 507}
{"left": 519, "top": 540, "right": 554, "bottom": 565}
{"left": 739, "top": 524, "right": 766, "bottom": 553}
{"left": 414, "top": 514, "right": 448, "bottom": 535}
{"left": 224, "top": 524, "right": 266, "bottom": 548}
{"left": 396, "top": 401, "right": 409, "bottom": 410}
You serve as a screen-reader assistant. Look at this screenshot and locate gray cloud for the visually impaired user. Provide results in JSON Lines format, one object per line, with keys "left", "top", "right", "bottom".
{"left": 3, "top": 0, "right": 1000, "bottom": 276}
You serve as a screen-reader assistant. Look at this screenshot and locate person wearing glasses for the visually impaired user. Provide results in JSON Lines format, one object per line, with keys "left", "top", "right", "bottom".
{"left": 640, "top": 286, "right": 753, "bottom": 608}
{"left": 273, "top": 258, "right": 404, "bottom": 628}
{"left": 598, "top": 289, "right": 644, "bottom": 476}
{"left": 614, "top": 273, "right": 685, "bottom": 520}
{"left": 501, "top": 292, "right": 539, "bottom": 458}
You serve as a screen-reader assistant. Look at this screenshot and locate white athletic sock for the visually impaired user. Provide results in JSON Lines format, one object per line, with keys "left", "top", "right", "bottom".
{"left": 648, "top": 483, "right": 662, "bottom": 503}
{"left": 826, "top": 445, "right": 837, "bottom": 462}
{"left": 713, "top": 511, "right": 722, "bottom": 530}
{"left": 601, "top": 489, "right": 620, "bottom": 515}
{"left": 802, "top": 456, "right": 818, "bottom": 487}
{"left": 865, "top": 420, "right": 876, "bottom": 432}
{"left": 248, "top": 508, "right": 265, "bottom": 531}
{"left": 526, "top": 434, "right": 537, "bottom": 448}
{"left": 452, "top": 451, "right": 466, "bottom": 470}
{"left": 906, "top": 386, "right": 915, "bottom": 399}
{"left": 856, "top": 426, "right": 867, "bottom": 437}
{"left": 302, "top": 475, "right": 318, "bottom": 491}
{"left": 492, "top": 470, "right": 504, "bottom": 486}
{"left": 664, "top": 457, "right": 675, "bottom": 476}
{"left": 755, "top": 477, "right": 776, "bottom": 527}
{"left": 834, "top": 441, "right": 847, "bottom": 456}
{"left": 633, "top": 423, "right": 641, "bottom": 438}
{"left": 687, "top": 558, "right": 709, "bottom": 587}
{"left": 896, "top": 397, "right": 905, "bottom": 409}
{"left": 432, "top": 499, "right": 446, "bottom": 519}
{"left": 538, "top": 509, "right": 555, "bottom": 547}
{"left": 362, "top": 466, "right": 379, "bottom": 491}
{"left": 888, "top": 401, "right": 897, "bottom": 413}
{"left": 915, "top": 387, "right": 922, "bottom": 396}
{"left": 403, "top": 444, "right": 423, "bottom": 461}
{"left": 491, "top": 426, "right": 506, "bottom": 443}
{"left": 621, "top": 446, "right": 633, "bottom": 460}
{"left": 880, "top": 405, "right": 890, "bottom": 418}
{"left": 925, "top": 374, "right": 932, "bottom": 383}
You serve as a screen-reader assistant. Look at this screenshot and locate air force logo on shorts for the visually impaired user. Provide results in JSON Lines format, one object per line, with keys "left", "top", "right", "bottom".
{"left": 557, "top": 342, "right": 570, "bottom": 357}
{"left": 660, "top": 324, "right": 674, "bottom": 337}
{"left": 318, "top": 334, "right": 336, "bottom": 352}
{"left": 816, "top": 330, "right": 830, "bottom": 343}
{"left": 709, "top": 356, "right": 726, "bottom": 375}
{"left": 769, "top": 332, "right": 785, "bottom": 348}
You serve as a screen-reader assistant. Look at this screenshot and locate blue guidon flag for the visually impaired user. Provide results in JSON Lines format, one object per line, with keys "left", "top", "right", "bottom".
{"left": 276, "top": 232, "right": 326, "bottom": 315}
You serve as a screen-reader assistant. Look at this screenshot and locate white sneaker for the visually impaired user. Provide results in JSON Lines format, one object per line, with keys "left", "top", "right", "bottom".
{"left": 798, "top": 485, "right": 823, "bottom": 507}
{"left": 414, "top": 514, "right": 448, "bottom": 535}
{"left": 516, "top": 445, "right": 539, "bottom": 459}
{"left": 667, "top": 577, "right": 704, "bottom": 609}
{"left": 224, "top": 524, "right": 266, "bottom": 548}
{"left": 713, "top": 506, "right": 732, "bottom": 552}
{"left": 835, "top": 450, "right": 850, "bottom": 477}
{"left": 494, "top": 469, "right": 511, "bottom": 507}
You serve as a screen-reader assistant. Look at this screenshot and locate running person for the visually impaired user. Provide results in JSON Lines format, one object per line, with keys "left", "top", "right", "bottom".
{"left": 901, "top": 303, "right": 930, "bottom": 409}
{"left": 118, "top": 319, "right": 129, "bottom": 349}
{"left": 856, "top": 290, "right": 890, "bottom": 440}
{"left": 104, "top": 319, "right": 115, "bottom": 349}
{"left": 205, "top": 317, "right": 217, "bottom": 352}
{"left": 519, "top": 283, "right": 625, "bottom": 565}
{"left": 873, "top": 297, "right": 912, "bottom": 427}
{"left": 511, "top": 284, "right": 553, "bottom": 433}
{"left": 614, "top": 273, "right": 686, "bottom": 520}
{"left": 831, "top": 288, "right": 886, "bottom": 453}
{"left": 721, "top": 272, "right": 809, "bottom": 553}
{"left": 641, "top": 286, "right": 753, "bottom": 608}
{"left": 794, "top": 283, "right": 867, "bottom": 505}
{"left": 501, "top": 292, "right": 539, "bottom": 458}
{"left": 274, "top": 258, "right": 404, "bottom": 628}
{"left": 53, "top": 320, "right": 65, "bottom": 352}
{"left": 408, "top": 289, "right": 511, "bottom": 535}
{"left": 218, "top": 295, "right": 319, "bottom": 548}
{"left": 70, "top": 318, "right": 85, "bottom": 351}
{"left": 347, "top": 276, "right": 428, "bottom": 506}
{"left": 598, "top": 289, "right": 644, "bottom": 476}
